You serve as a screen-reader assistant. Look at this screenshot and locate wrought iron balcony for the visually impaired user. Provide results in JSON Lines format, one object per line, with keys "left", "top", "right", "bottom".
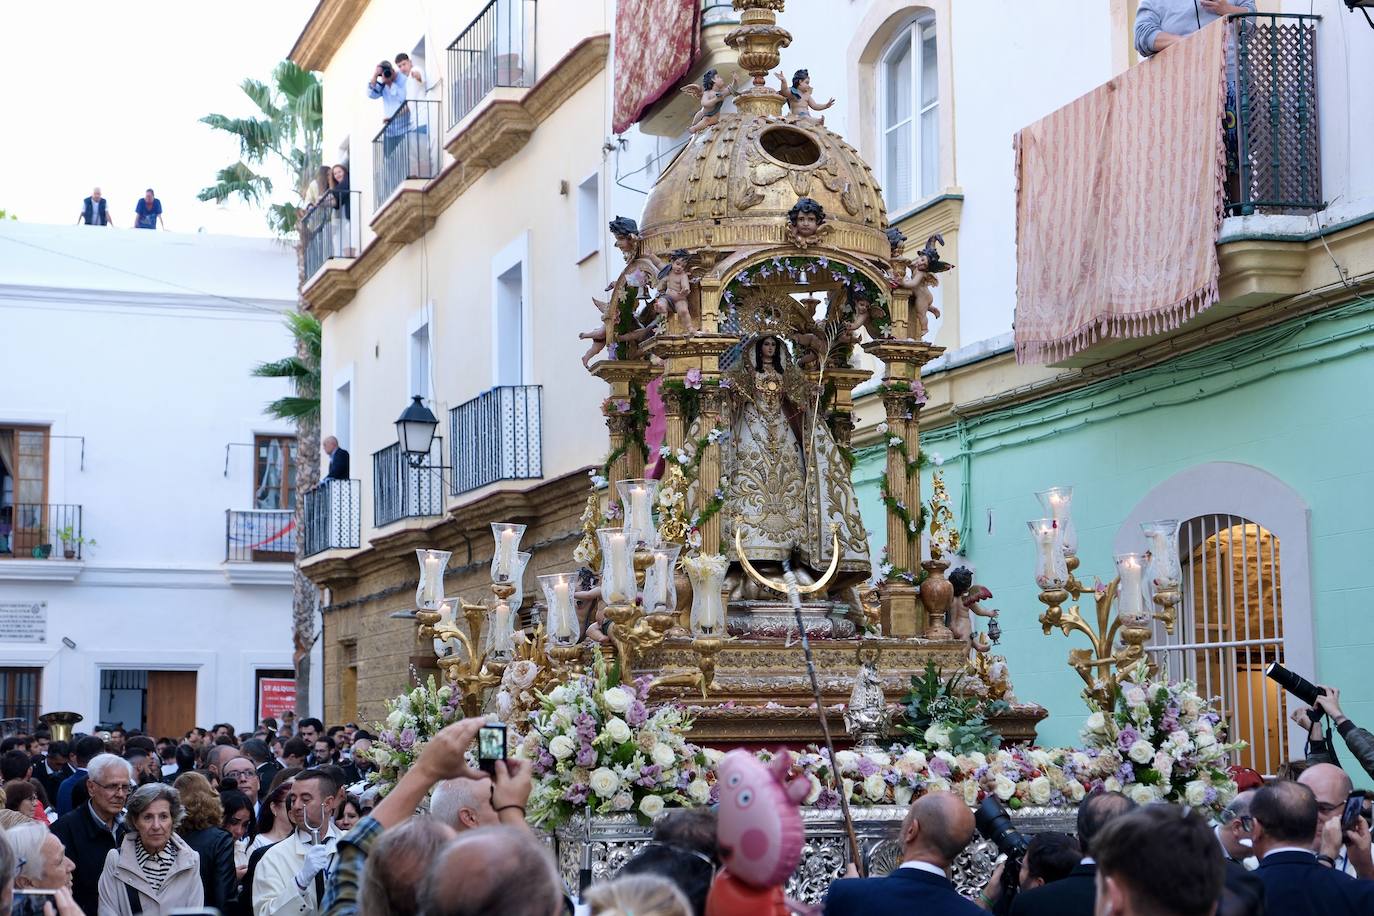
{"left": 1229, "top": 13, "right": 1322, "bottom": 214}
{"left": 303, "top": 479, "right": 361, "bottom": 557}
{"left": 447, "top": 0, "right": 537, "bottom": 127}
{"left": 302, "top": 189, "right": 361, "bottom": 281}
{"left": 373, "top": 438, "right": 445, "bottom": 527}
{"left": 0, "top": 503, "right": 83, "bottom": 560}
{"left": 372, "top": 99, "right": 441, "bottom": 208}
{"left": 449, "top": 385, "right": 542, "bottom": 495}
{"left": 225, "top": 509, "right": 297, "bottom": 562}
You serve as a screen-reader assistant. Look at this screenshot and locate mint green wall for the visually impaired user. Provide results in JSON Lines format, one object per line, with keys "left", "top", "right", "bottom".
{"left": 853, "top": 296, "right": 1374, "bottom": 769}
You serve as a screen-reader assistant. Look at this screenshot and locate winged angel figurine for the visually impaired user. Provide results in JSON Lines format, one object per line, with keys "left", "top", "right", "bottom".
{"left": 682, "top": 68, "right": 747, "bottom": 134}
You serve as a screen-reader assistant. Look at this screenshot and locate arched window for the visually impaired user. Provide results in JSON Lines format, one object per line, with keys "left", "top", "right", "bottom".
{"left": 878, "top": 16, "right": 938, "bottom": 212}
{"left": 1115, "top": 462, "right": 1313, "bottom": 776}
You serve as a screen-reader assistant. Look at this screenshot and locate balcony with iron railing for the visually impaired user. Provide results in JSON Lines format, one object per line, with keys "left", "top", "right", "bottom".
{"left": 449, "top": 385, "right": 542, "bottom": 496}
{"left": 0, "top": 503, "right": 83, "bottom": 560}
{"left": 302, "top": 189, "right": 361, "bottom": 284}
{"left": 372, "top": 99, "right": 442, "bottom": 209}
{"left": 373, "top": 437, "right": 445, "bottom": 527}
{"left": 225, "top": 509, "right": 297, "bottom": 562}
{"left": 303, "top": 479, "right": 361, "bottom": 558}
{"left": 447, "top": 0, "right": 537, "bottom": 129}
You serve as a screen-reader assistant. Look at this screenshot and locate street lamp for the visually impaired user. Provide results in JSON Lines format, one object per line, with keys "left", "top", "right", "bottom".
{"left": 396, "top": 395, "right": 438, "bottom": 467}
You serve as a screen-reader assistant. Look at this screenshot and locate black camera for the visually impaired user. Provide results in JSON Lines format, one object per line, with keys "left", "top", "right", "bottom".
{"left": 1265, "top": 662, "right": 1326, "bottom": 708}
{"left": 379, "top": 61, "right": 394, "bottom": 80}
{"left": 976, "top": 797, "right": 1031, "bottom": 910}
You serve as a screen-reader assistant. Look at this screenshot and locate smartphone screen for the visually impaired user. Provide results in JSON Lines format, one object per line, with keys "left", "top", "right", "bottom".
{"left": 13, "top": 891, "right": 56, "bottom": 916}
{"left": 478, "top": 724, "right": 507, "bottom": 775}
{"left": 1342, "top": 793, "right": 1366, "bottom": 832}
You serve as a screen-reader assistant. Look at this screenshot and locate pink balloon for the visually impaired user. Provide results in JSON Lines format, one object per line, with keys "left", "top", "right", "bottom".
{"left": 715, "top": 749, "right": 809, "bottom": 889}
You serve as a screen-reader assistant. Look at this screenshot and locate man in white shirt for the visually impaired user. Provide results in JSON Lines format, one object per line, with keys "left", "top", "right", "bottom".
{"left": 253, "top": 768, "right": 344, "bottom": 916}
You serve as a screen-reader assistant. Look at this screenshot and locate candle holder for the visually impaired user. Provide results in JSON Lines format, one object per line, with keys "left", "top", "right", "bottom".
{"left": 642, "top": 545, "right": 681, "bottom": 632}
{"left": 539, "top": 572, "right": 582, "bottom": 648}
{"left": 683, "top": 554, "right": 728, "bottom": 637}
{"left": 1035, "top": 486, "right": 1078, "bottom": 556}
{"left": 597, "top": 527, "right": 640, "bottom": 605}
{"left": 415, "top": 549, "right": 452, "bottom": 610}
{"left": 432, "top": 599, "right": 502, "bottom": 717}
{"left": 1114, "top": 553, "right": 1149, "bottom": 627}
{"left": 490, "top": 522, "right": 527, "bottom": 584}
{"left": 1142, "top": 519, "right": 1181, "bottom": 634}
{"left": 616, "top": 479, "right": 661, "bottom": 547}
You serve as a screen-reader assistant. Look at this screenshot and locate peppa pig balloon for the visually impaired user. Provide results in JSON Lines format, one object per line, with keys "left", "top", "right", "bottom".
{"left": 705, "top": 749, "right": 811, "bottom": 916}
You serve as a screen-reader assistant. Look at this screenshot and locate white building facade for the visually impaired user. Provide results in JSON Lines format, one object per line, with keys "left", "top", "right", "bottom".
{"left": 0, "top": 223, "right": 311, "bottom": 737}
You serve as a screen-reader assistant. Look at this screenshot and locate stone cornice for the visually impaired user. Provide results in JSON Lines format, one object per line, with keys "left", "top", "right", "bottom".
{"left": 288, "top": 0, "right": 370, "bottom": 72}
{"left": 301, "top": 33, "right": 609, "bottom": 316}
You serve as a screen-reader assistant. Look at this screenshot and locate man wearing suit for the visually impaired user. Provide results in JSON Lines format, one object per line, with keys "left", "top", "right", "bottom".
{"left": 823, "top": 791, "right": 983, "bottom": 915}
{"left": 1093, "top": 804, "right": 1226, "bottom": 916}
{"left": 323, "top": 436, "right": 350, "bottom": 480}
{"left": 1214, "top": 790, "right": 1266, "bottom": 914}
{"left": 1253, "top": 779, "right": 1374, "bottom": 915}
{"left": 1010, "top": 790, "right": 1136, "bottom": 916}
{"left": 35, "top": 739, "right": 74, "bottom": 802}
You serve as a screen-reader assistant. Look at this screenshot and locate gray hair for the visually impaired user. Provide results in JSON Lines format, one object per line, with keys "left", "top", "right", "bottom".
{"left": 126, "top": 783, "right": 184, "bottom": 829}
{"left": 86, "top": 753, "right": 134, "bottom": 784}
{"left": 5, "top": 824, "right": 48, "bottom": 882}
{"left": 429, "top": 778, "right": 489, "bottom": 831}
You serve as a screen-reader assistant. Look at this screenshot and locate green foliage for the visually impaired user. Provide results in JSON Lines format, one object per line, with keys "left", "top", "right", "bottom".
{"left": 0, "top": 210, "right": 16, "bottom": 221}
{"left": 253, "top": 311, "right": 322, "bottom": 422}
{"left": 199, "top": 60, "right": 323, "bottom": 238}
{"left": 896, "top": 661, "right": 1007, "bottom": 755}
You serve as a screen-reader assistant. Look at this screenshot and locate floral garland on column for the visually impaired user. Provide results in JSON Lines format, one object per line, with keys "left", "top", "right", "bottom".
{"left": 874, "top": 381, "right": 935, "bottom": 584}
{"left": 591, "top": 381, "right": 651, "bottom": 489}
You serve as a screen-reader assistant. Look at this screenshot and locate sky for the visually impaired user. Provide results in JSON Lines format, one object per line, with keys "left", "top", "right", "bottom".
{"left": 0, "top": 1, "right": 319, "bottom": 237}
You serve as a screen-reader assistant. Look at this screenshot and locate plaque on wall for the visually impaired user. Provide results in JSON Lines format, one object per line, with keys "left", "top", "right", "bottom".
{"left": 0, "top": 603, "right": 46, "bottom": 644}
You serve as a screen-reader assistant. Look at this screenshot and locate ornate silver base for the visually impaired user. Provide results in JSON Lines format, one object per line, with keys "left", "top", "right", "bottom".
{"left": 726, "top": 600, "right": 856, "bottom": 638}
{"left": 553, "top": 804, "right": 1077, "bottom": 904}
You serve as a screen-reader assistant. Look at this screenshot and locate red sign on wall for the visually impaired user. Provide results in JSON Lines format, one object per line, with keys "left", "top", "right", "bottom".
{"left": 258, "top": 677, "right": 296, "bottom": 722}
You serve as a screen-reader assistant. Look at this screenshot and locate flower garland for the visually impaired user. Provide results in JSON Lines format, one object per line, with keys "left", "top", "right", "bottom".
{"left": 657, "top": 425, "right": 730, "bottom": 553}
{"left": 369, "top": 676, "right": 463, "bottom": 792}
{"left": 726, "top": 255, "right": 883, "bottom": 304}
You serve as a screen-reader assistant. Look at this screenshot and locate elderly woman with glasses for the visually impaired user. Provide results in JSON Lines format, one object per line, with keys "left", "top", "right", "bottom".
{"left": 97, "top": 783, "right": 204, "bottom": 915}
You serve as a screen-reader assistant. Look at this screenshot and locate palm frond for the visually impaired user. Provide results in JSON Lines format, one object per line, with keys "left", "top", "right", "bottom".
{"left": 252, "top": 355, "right": 311, "bottom": 379}
{"left": 197, "top": 162, "right": 273, "bottom": 206}
{"left": 263, "top": 395, "right": 321, "bottom": 423}
{"left": 241, "top": 78, "right": 282, "bottom": 121}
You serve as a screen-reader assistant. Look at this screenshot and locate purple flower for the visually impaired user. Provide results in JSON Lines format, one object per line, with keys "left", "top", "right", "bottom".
{"left": 575, "top": 746, "right": 597, "bottom": 768}
{"left": 1203, "top": 786, "right": 1218, "bottom": 805}
{"left": 909, "top": 380, "right": 928, "bottom": 405}
{"left": 718, "top": 378, "right": 733, "bottom": 390}
{"left": 1117, "top": 726, "right": 1141, "bottom": 754}
{"left": 929, "top": 757, "right": 951, "bottom": 778}
{"left": 684, "top": 368, "right": 703, "bottom": 390}
{"left": 855, "top": 757, "right": 879, "bottom": 778}
{"left": 398, "top": 728, "right": 417, "bottom": 751}
{"left": 884, "top": 771, "right": 901, "bottom": 786}
{"left": 1115, "top": 761, "right": 1135, "bottom": 784}
{"left": 563, "top": 784, "right": 589, "bottom": 805}
{"left": 634, "top": 676, "right": 655, "bottom": 701}
{"left": 626, "top": 701, "right": 648, "bottom": 727}
{"left": 815, "top": 788, "right": 840, "bottom": 810}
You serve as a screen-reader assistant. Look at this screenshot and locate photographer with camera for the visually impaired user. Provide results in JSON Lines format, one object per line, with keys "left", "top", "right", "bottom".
{"left": 1304, "top": 685, "right": 1374, "bottom": 780}
{"left": 366, "top": 58, "right": 408, "bottom": 121}
{"left": 1011, "top": 790, "right": 1135, "bottom": 916}
{"left": 976, "top": 828, "right": 1079, "bottom": 913}
{"left": 1265, "top": 664, "right": 1374, "bottom": 779}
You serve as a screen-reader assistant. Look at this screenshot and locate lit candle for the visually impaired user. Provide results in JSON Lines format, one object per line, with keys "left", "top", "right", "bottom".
{"left": 493, "top": 602, "right": 512, "bottom": 653}
{"left": 423, "top": 555, "right": 441, "bottom": 604}
{"left": 646, "top": 553, "right": 669, "bottom": 610}
{"left": 1035, "top": 522, "right": 1056, "bottom": 572}
{"left": 628, "top": 486, "right": 651, "bottom": 539}
{"left": 552, "top": 579, "right": 576, "bottom": 640}
{"left": 608, "top": 533, "right": 628, "bottom": 601}
{"left": 496, "top": 529, "right": 516, "bottom": 579}
{"left": 1145, "top": 530, "right": 1171, "bottom": 586}
{"left": 1117, "top": 554, "right": 1145, "bottom": 622}
{"left": 700, "top": 590, "right": 719, "bottom": 631}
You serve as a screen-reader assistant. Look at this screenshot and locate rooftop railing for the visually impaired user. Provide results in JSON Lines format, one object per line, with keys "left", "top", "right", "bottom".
{"left": 302, "top": 189, "right": 361, "bottom": 281}
{"left": 447, "top": 0, "right": 537, "bottom": 128}
{"left": 372, "top": 99, "right": 442, "bottom": 208}
{"left": 450, "top": 385, "right": 542, "bottom": 496}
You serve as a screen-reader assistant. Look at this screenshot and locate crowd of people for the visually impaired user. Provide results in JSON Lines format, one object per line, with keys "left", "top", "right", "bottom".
{"left": 0, "top": 685, "right": 1365, "bottom": 916}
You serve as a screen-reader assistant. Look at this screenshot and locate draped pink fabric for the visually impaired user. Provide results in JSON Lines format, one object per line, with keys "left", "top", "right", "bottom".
{"left": 613, "top": 0, "right": 700, "bottom": 134}
{"left": 1013, "top": 21, "right": 1228, "bottom": 365}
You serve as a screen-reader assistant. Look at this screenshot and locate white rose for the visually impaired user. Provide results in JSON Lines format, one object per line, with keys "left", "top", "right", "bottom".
{"left": 603, "top": 687, "right": 633, "bottom": 713}
{"left": 704, "top": 748, "right": 726, "bottom": 766}
{"left": 927, "top": 776, "right": 951, "bottom": 793}
{"left": 1128, "top": 739, "right": 1155, "bottom": 765}
{"left": 689, "top": 779, "right": 712, "bottom": 804}
{"left": 652, "top": 743, "right": 677, "bottom": 769}
{"left": 1067, "top": 781, "right": 1086, "bottom": 802}
{"left": 1029, "top": 776, "right": 1052, "bottom": 806}
{"left": 605, "top": 717, "right": 632, "bottom": 744}
{"left": 549, "top": 735, "right": 576, "bottom": 760}
{"left": 869, "top": 751, "right": 892, "bottom": 766}
{"left": 834, "top": 750, "right": 859, "bottom": 771}
{"left": 962, "top": 779, "right": 980, "bottom": 806}
{"left": 863, "top": 773, "right": 888, "bottom": 801}
{"left": 639, "top": 794, "right": 666, "bottom": 818}
{"left": 901, "top": 750, "right": 928, "bottom": 771}
{"left": 1029, "top": 749, "right": 1054, "bottom": 769}
{"left": 1184, "top": 781, "right": 1208, "bottom": 807}
{"left": 1128, "top": 783, "right": 1157, "bottom": 806}
{"left": 894, "top": 785, "right": 914, "bottom": 807}
{"left": 1124, "top": 686, "right": 1147, "bottom": 708}
{"left": 1153, "top": 752, "right": 1173, "bottom": 781}
{"left": 841, "top": 778, "right": 856, "bottom": 800}
{"left": 924, "top": 723, "right": 952, "bottom": 749}
{"left": 553, "top": 707, "right": 574, "bottom": 728}
{"left": 1195, "top": 732, "right": 1218, "bottom": 749}
{"left": 1181, "top": 697, "right": 1201, "bottom": 716}
{"left": 994, "top": 776, "right": 1017, "bottom": 801}
{"left": 548, "top": 685, "right": 569, "bottom": 704}
{"left": 1085, "top": 712, "right": 1107, "bottom": 735}
{"left": 1104, "top": 776, "right": 1123, "bottom": 793}
{"left": 1071, "top": 752, "right": 1093, "bottom": 771}
{"left": 804, "top": 774, "right": 823, "bottom": 805}
{"left": 590, "top": 767, "right": 621, "bottom": 798}
{"left": 385, "top": 709, "right": 406, "bottom": 731}
{"left": 612, "top": 792, "right": 633, "bottom": 811}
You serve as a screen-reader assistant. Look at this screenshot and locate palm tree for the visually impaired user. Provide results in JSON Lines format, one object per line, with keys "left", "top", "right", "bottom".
{"left": 201, "top": 61, "right": 324, "bottom": 719}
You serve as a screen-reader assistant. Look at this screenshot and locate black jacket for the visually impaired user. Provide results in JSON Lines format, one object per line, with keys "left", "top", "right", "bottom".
{"left": 51, "top": 805, "right": 125, "bottom": 916}
{"left": 1010, "top": 862, "right": 1097, "bottom": 916}
{"left": 1220, "top": 857, "right": 1265, "bottom": 916}
{"left": 326, "top": 447, "right": 350, "bottom": 480}
{"left": 1257, "top": 849, "right": 1374, "bottom": 915}
{"left": 36, "top": 761, "right": 74, "bottom": 803}
{"left": 181, "top": 825, "right": 237, "bottom": 913}
{"left": 824, "top": 865, "right": 984, "bottom": 916}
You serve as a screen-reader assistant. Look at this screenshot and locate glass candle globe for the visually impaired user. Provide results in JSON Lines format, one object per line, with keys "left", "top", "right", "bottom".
{"left": 1028, "top": 519, "right": 1068, "bottom": 589}
{"left": 683, "top": 553, "right": 728, "bottom": 636}
{"left": 616, "top": 479, "right": 661, "bottom": 547}
{"left": 539, "top": 572, "right": 581, "bottom": 647}
{"left": 1141, "top": 519, "right": 1181, "bottom": 590}
{"left": 1035, "top": 487, "right": 1077, "bottom": 556}
{"left": 642, "top": 545, "right": 681, "bottom": 614}
{"left": 596, "top": 527, "right": 640, "bottom": 605}
{"left": 415, "top": 549, "right": 452, "bottom": 610}
{"left": 490, "top": 522, "right": 527, "bottom": 583}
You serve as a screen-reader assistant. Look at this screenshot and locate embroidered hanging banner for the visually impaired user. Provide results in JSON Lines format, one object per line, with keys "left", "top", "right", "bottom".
{"left": 1013, "top": 21, "right": 1228, "bottom": 364}
{"left": 613, "top": 0, "right": 701, "bottom": 134}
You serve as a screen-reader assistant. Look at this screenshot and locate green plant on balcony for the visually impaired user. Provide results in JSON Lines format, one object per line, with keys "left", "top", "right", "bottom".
{"left": 54, "top": 525, "right": 95, "bottom": 560}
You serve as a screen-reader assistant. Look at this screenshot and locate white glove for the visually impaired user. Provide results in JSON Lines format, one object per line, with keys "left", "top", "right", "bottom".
{"left": 294, "top": 841, "right": 334, "bottom": 889}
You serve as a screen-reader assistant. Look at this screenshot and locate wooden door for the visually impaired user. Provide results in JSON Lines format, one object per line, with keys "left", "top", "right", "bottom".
{"left": 145, "top": 671, "right": 197, "bottom": 738}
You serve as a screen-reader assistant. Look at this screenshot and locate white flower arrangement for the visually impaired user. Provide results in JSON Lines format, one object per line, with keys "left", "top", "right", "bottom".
{"left": 369, "top": 676, "right": 463, "bottom": 792}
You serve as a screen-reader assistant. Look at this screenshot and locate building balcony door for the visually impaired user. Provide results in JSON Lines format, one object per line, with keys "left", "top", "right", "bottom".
{"left": 147, "top": 671, "right": 197, "bottom": 738}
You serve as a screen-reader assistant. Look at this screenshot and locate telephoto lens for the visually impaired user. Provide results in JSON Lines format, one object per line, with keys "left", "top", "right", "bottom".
{"left": 975, "top": 797, "right": 1031, "bottom": 859}
{"left": 1264, "top": 662, "right": 1325, "bottom": 707}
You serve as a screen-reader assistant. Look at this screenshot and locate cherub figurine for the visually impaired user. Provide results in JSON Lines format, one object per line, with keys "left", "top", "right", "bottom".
{"left": 774, "top": 68, "right": 834, "bottom": 123}
{"left": 784, "top": 197, "right": 832, "bottom": 250}
{"left": 653, "top": 249, "right": 696, "bottom": 334}
{"left": 890, "top": 248, "right": 943, "bottom": 338}
{"left": 947, "top": 566, "right": 999, "bottom": 649}
{"left": 885, "top": 226, "right": 908, "bottom": 260}
{"left": 579, "top": 296, "right": 612, "bottom": 368}
{"left": 607, "top": 216, "right": 658, "bottom": 291}
{"left": 843, "top": 289, "right": 886, "bottom": 343}
{"left": 682, "top": 68, "right": 746, "bottom": 134}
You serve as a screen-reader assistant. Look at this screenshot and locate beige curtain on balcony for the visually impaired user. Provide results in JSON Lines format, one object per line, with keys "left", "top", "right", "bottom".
{"left": 612, "top": 0, "right": 700, "bottom": 134}
{"left": 1013, "top": 21, "right": 1228, "bottom": 365}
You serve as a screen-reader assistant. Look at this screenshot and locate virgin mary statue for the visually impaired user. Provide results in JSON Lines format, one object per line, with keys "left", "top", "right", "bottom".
{"left": 720, "top": 335, "right": 870, "bottom": 590}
